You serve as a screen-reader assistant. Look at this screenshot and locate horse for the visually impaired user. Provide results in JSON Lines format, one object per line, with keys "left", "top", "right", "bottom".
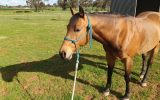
{"left": 59, "top": 6, "right": 160, "bottom": 100}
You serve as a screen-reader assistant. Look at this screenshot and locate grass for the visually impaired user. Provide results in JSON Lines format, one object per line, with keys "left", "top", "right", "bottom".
{"left": 0, "top": 10, "right": 159, "bottom": 100}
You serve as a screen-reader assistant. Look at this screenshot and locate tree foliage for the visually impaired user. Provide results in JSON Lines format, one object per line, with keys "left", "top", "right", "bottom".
{"left": 57, "top": 0, "right": 69, "bottom": 10}
{"left": 57, "top": 0, "right": 92, "bottom": 9}
{"left": 70, "top": 0, "right": 76, "bottom": 9}
{"left": 57, "top": 0, "right": 111, "bottom": 10}
{"left": 79, "top": 0, "right": 93, "bottom": 7}
{"left": 26, "top": 0, "right": 47, "bottom": 12}
{"left": 93, "top": 0, "right": 111, "bottom": 9}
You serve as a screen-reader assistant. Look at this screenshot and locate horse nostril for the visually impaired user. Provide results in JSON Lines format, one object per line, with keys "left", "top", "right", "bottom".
{"left": 59, "top": 51, "right": 66, "bottom": 59}
{"left": 62, "top": 51, "right": 66, "bottom": 58}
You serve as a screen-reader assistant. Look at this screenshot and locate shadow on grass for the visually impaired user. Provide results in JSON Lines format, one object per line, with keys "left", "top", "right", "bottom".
{"left": 0, "top": 54, "right": 140, "bottom": 98}
{"left": 51, "top": 18, "right": 68, "bottom": 21}
{"left": 14, "top": 18, "right": 30, "bottom": 20}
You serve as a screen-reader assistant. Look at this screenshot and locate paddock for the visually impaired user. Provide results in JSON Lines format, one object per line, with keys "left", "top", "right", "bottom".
{"left": 0, "top": 9, "right": 159, "bottom": 100}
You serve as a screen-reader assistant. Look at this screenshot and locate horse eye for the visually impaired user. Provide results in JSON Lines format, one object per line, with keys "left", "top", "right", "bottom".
{"left": 75, "top": 29, "right": 81, "bottom": 32}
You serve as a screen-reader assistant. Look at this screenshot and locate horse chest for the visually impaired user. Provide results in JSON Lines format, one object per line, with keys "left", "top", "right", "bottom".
{"left": 104, "top": 44, "right": 125, "bottom": 59}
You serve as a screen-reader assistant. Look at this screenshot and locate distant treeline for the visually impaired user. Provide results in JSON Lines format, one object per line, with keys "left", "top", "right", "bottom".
{"left": 0, "top": 0, "right": 111, "bottom": 12}
{"left": 58, "top": 0, "right": 111, "bottom": 11}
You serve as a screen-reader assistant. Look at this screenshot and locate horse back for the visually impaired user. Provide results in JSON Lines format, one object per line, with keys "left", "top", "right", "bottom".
{"left": 137, "top": 12, "right": 160, "bottom": 28}
{"left": 117, "top": 12, "right": 160, "bottom": 56}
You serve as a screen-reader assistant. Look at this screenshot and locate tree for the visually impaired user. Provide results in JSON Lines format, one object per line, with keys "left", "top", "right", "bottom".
{"left": 57, "top": 0, "right": 62, "bottom": 7}
{"left": 57, "top": 0, "right": 69, "bottom": 10}
{"left": 53, "top": 3, "right": 57, "bottom": 7}
{"left": 79, "top": 0, "right": 93, "bottom": 7}
{"left": 102, "top": 0, "right": 111, "bottom": 9}
{"left": 57, "top": 0, "right": 94, "bottom": 10}
{"left": 93, "top": 0, "right": 110, "bottom": 9}
{"left": 39, "top": 2, "right": 45, "bottom": 11}
{"left": 70, "top": 0, "right": 78, "bottom": 9}
{"left": 26, "top": 0, "right": 47, "bottom": 12}
{"left": 62, "top": 0, "right": 68, "bottom": 10}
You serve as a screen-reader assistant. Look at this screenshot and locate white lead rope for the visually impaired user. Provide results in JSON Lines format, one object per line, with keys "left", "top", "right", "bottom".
{"left": 71, "top": 60, "right": 79, "bottom": 100}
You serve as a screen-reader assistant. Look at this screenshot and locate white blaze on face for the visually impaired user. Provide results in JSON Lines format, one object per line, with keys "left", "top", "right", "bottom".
{"left": 63, "top": 46, "right": 74, "bottom": 60}
{"left": 65, "top": 48, "right": 73, "bottom": 60}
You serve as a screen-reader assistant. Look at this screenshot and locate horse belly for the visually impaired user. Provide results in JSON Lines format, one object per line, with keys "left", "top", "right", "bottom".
{"left": 138, "top": 32, "right": 160, "bottom": 54}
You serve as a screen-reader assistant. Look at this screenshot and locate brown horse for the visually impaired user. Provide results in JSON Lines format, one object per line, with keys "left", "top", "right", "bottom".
{"left": 59, "top": 6, "right": 160, "bottom": 100}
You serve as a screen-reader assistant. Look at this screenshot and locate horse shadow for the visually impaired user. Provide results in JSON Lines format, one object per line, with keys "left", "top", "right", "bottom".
{"left": 0, "top": 54, "right": 140, "bottom": 98}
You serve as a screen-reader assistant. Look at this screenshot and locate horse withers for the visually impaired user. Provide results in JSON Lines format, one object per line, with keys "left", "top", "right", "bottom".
{"left": 59, "top": 6, "right": 160, "bottom": 100}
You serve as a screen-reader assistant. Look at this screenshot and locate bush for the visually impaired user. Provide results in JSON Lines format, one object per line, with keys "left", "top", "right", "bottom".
{"left": 15, "top": 10, "right": 32, "bottom": 13}
{"left": 15, "top": 10, "right": 23, "bottom": 13}
{"left": 24, "top": 10, "right": 32, "bottom": 13}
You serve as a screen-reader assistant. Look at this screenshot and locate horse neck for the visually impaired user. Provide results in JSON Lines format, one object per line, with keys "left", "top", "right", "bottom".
{"left": 88, "top": 14, "right": 118, "bottom": 44}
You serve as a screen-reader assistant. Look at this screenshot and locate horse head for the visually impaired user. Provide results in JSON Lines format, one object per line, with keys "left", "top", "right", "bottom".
{"left": 59, "top": 6, "right": 91, "bottom": 60}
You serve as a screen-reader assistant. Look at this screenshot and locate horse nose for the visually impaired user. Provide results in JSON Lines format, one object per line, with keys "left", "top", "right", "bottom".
{"left": 59, "top": 51, "right": 66, "bottom": 59}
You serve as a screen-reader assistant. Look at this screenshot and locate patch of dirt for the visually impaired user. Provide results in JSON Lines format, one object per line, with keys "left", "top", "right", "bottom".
{"left": 76, "top": 83, "right": 84, "bottom": 94}
{"left": 0, "top": 87, "right": 7, "bottom": 96}
{"left": 23, "top": 75, "right": 39, "bottom": 89}
{"left": 84, "top": 95, "right": 94, "bottom": 100}
{"left": 104, "top": 95, "right": 118, "bottom": 100}
{"left": 131, "top": 83, "right": 142, "bottom": 94}
{"left": 146, "top": 83, "right": 157, "bottom": 100}
{"left": 31, "top": 86, "right": 45, "bottom": 95}
{"left": 156, "top": 84, "right": 160, "bottom": 99}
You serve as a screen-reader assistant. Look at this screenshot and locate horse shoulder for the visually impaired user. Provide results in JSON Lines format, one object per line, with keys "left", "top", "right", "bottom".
{"left": 115, "top": 18, "right": 141, "bottom": 57}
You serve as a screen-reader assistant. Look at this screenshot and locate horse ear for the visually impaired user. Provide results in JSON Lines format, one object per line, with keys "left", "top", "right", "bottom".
{"left": 79, "top": 6, "right": 84, "bottom": 18}
{"left": 70, "top": 7, "right": 74, "bottom": 15}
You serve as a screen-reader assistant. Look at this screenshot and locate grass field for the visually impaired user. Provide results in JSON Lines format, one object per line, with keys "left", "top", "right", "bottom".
{"left": 0, "top": 9, "right": 159, "bottom": 100}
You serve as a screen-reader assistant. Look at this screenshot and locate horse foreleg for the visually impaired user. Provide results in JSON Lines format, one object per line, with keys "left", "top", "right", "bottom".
{"left": 141, "top": 47, "right": 156, "bottom": 87}
{"left": 140, "top": 54, "right": 148, "bottom": 79}
{"left": 103, "top": 53, "right": 116, "bottom": 96}
{"left": 122, "top": 57, "right": 133, "bottom": 100}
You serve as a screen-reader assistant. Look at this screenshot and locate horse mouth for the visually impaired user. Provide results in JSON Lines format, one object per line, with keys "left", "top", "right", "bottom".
{"left": 66, "top": 54, "right": 73, "bottom": 60}
{"left": 63, "top": 53, "right": 73, "bottom": 60}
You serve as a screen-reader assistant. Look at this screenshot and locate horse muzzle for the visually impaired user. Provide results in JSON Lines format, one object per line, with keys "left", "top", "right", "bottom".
{"left": 59, "top": 50, "right": 73, "bottom": 60}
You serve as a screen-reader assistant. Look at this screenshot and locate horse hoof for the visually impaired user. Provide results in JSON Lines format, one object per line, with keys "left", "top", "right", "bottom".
{"left": 103, "top": 91, "right": 110, "bottom": 96}
{"left": 141, "top": 82, "right": 147, "bottom": 87}
{"left": 140, "top": 74, "right": 144, "bottom": 79}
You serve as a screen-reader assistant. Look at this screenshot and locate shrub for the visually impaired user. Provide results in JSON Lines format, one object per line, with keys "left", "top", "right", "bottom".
{"left": 15, "top": 10, "right": 23, "bottom": 13}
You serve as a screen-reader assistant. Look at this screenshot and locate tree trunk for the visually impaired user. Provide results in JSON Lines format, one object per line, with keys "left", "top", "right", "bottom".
{"left": 35, "top": 4, "right": 38, "bottom": 12}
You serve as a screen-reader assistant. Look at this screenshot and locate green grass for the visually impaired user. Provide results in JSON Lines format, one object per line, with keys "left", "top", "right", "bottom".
{"left": 0, "top": 10, "right": 159, "bottom": 100}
